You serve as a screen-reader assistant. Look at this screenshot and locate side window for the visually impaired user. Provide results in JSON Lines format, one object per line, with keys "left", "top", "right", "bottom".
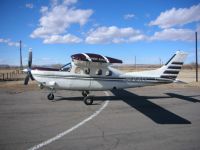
{"left": 106, "top": 70, "right": 112, "bottom": 76}
{"left": 84, "top": 68, "right": 90, "bottom": 74}
{"left": 95, "top": 69, "right": 102, "bottom": 75}
{"left": 60, "top": 63, "right": 71, "bottom": 72}
{"left": 75, "top": 67, "right": 81, "bottom": 74}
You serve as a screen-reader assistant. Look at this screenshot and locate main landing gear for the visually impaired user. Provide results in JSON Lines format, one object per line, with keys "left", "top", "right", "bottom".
{"left": 82, "top": 90, "right": 94, "bottom": 105}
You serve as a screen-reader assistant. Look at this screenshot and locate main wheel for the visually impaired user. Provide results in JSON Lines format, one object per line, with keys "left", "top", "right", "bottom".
{"left": 82, "top": 91, "right": 89, "bottom": 97}
{"left": 84, "top": 96, "right": 94, "bottom": 105}
{"left": 47, "top": 93, "right": 54, "bottom": 100}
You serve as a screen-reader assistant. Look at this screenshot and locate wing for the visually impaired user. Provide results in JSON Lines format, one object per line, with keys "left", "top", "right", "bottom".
{"left": 71, "top": 53, "right": 122, "bottom": 68}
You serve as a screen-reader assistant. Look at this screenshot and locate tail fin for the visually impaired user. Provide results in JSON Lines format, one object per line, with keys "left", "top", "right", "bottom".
{"left": 159, "top": 51, "right": 188, "bottom": 80}
{"left": 124, "top": 51, "right": 188, "bottom": 80}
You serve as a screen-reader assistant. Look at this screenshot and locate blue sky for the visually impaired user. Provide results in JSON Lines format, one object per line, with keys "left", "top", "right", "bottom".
{"left": 0, "top": 0, "right": 200, "bottom": 66}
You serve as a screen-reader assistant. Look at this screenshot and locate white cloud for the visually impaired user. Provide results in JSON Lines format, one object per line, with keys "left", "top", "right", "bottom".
{"left": 31, "top": 6, "right": 93, "bottom": 38}
{"left": 0, "top": 38, "right": 20, "bottom": 47}
{"left": 25, "top": 3, "right": 34, "bottom": 9}
{"left": 124, "top": 13, "right": 135, "bottom": 20}
{"left": 63, "top": 0, "right": 77, "bottom": 5}
{"left": 150, "top": 28, "right": 195, "bottom": 41}
{"left": 85, "top": 26, "right": 146, "bottom": 44}
{"left": 43, "top": 34, "right": 82, "bottom": 44}
{"left": 196, "top": 24, "right": 200, "bottom": 32}
{"left": 30, "top": 0, "right": 92, "bottom": 44}
{"left": 149, "top": 3, "right": 200, "bottom": 28}
{"left": 40, "top": 6, "right": 48, "bottom": 14}
{"left": 0, "top": 38, "right": 9, "bottom": 43}
{"left": 7, "top": 42, "right": 20, "bottom": 47}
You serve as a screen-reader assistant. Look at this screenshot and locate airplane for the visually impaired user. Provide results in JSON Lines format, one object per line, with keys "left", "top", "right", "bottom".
{"left": 23, "top": 50, "right": 187, "bottom": 105}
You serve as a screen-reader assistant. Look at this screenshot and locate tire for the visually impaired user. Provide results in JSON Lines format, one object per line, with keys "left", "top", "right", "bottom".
{"left": 84, "top": 96, "right": 93, "bottom": 105}
{"left": 47, "top": 93, "right": 54, "bottom": 100}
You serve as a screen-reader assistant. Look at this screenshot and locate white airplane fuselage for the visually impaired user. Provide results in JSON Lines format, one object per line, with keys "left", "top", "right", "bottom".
{"left": 31, "top": 62, "right": 172, "bottom": 91}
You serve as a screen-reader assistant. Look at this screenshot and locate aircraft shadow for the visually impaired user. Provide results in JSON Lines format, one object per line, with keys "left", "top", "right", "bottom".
{"left": 165, "top": 93, "right": 200, "bottom": 103}
{"left": 55, "top": 90, "right": 199, "bottom": 124}
{"left": 110, "top": 89, "right": 191, "bottom": 124}
{"left": 55, "top": 95, "right": 116, "bottom": 101}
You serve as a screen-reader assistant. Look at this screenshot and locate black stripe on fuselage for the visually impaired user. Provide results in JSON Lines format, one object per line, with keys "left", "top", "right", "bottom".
{"left": 163, "top": 70, "right": 179, "bottom": 74}
{"left": 35, "top": 74, "right": 126, "bottom": 80}
{"left": 172, "top": 62, "right": 183, "bottom": 65}
{"left": 160, "top": 75, "right": 176, "bottom": 79}
{"left": 33, "top": 74, "right": 172, "bottom": 83}
{"left": 167, "top": 66, "right": 182, "bottom": 69}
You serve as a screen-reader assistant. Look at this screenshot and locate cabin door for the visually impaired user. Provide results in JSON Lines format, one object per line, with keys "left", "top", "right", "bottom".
{"left": 70, "top": 77, "right": 91, "bottom": 90}
{"left": 69, "top": 67, "right": 91, "bottom": 90}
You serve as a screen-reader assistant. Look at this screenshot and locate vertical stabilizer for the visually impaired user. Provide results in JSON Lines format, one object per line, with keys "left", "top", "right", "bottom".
{"left": 160, "top": 51, "right": 188, "bottom": 80}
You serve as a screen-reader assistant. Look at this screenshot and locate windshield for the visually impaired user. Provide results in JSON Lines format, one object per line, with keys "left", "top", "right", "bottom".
{"left": 60, "top": 63, "right": 71, "bottom": 72}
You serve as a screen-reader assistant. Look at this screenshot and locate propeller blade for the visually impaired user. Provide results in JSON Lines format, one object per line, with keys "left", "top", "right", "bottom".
{"left": 29, "top": 71, "right": 34, "bottom": 80}
{"left": 24, "top": 74, "right": 30, "bottom": 85}
{"left": 24, "top": 48, "right": 33, "bottom": 85}
{"left": 28, "top": 49, "right": 32, "bottom": 68}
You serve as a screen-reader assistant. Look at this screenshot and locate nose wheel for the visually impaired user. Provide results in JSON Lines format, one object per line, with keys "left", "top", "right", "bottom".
{"left": 47, "top": 93, "right": 54, "bottom": 100}
{"left": 47, "top": 87, "right": 55, "bottom": 100}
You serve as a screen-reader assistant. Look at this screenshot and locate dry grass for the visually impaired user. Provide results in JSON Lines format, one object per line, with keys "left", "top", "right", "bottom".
{"left": 0, "top": 81, "right": 38, "bottom": 93}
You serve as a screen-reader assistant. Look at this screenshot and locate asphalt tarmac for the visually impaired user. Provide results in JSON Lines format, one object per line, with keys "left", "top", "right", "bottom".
{"left": 0, "top": 84, "right": 200, "bottom": 150}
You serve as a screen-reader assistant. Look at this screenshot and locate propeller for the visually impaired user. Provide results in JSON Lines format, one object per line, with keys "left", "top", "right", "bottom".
{"left": 23, "top": 48, "right": 34, "bottom": 85}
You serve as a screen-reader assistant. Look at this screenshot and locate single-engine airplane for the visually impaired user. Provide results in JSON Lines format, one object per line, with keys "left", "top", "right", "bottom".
{"left": 23, "top": 50, "right": 187, "bottom": 105}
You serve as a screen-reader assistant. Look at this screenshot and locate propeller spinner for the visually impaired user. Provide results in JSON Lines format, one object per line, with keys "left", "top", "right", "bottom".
{"left": 23, "top": 49, "right": 34, "bottom": 85}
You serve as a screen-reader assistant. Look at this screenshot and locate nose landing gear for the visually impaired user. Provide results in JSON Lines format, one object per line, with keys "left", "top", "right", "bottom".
{"left": 47, "top": 93, "right": 54, "bottom": 100}
{"left": 47, "top": 87, "right": 55, "bottom": 101}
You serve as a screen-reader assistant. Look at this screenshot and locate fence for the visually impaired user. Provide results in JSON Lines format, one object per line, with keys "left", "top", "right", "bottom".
{"left": 0, "top": 70, "right": 25, "bottom": 81}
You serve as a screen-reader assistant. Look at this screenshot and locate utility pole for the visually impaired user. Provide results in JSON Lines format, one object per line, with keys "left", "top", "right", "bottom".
{"left": 19, "top": 40, "right": 23, "bottom": 69}
{"left": 134, "top": 56, "right": 136, "bottom": 69}
{"left": 159, "top": 58, "right": 162, "bottom": 67}
{"left": 195, "top": 32, "right": 198, "bottom": 82}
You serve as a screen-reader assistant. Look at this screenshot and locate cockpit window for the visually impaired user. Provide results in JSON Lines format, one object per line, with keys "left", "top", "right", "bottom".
{"left": 60, "top": 63, "right": 71, "bottom": 72}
